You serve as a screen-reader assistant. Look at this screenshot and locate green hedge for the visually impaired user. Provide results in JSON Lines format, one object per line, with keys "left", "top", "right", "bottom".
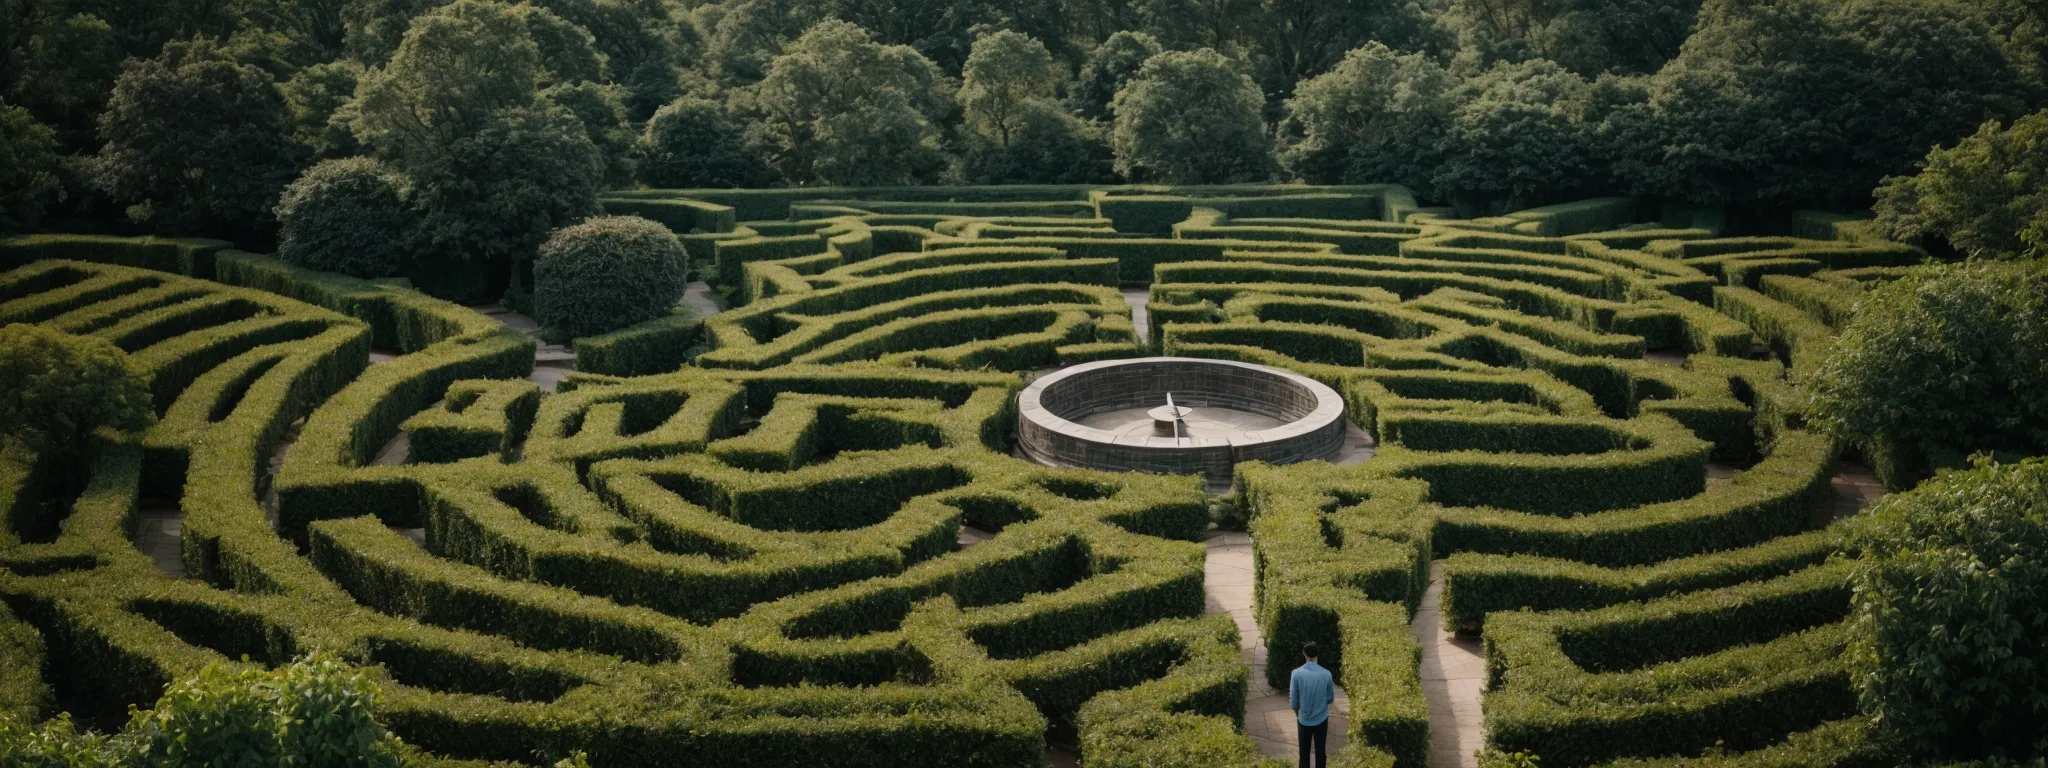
{"left": 0, "top": 234, "right": 234, "bottom": 279}
{"left": 573, "top": 312, "right": 703, "bottom": 376}
{"left": 712, "top": 235, "right": 828, "bottom": 291}
{"left": 0, "top": 599, "right": 47, "bottom": 722}
{"left": 402, "top": 380, "right": 541, "bottom": 463}
{"left": 598, "top": 196, "right": 738, "bottom": 234}
{"left": 1093, "top": 195, "right": 1194, "bottom": 234}
{"left": 1483, "top": 564, "right": 1857, "bottom": 767}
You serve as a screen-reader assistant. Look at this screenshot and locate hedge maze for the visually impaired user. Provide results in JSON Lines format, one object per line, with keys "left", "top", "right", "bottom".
{"left": 0, "top": 187, "right": 1921, "bottom": 767}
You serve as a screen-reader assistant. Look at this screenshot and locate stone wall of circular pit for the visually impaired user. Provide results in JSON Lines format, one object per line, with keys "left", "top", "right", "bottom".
{"left": 1017, "top": 357, "right": 1347, "bottom": 486}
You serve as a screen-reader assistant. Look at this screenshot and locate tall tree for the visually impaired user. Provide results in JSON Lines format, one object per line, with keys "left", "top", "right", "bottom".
{"left": 0, "top": 11, "right": 124, "bottom": 150}
{"left": 640, "top": 96, "right": 775, "bottom": 188}
{"left": 1253, "top": 0, "right": 1436, "bottom": 91}
{"left": 1280, "top": 42, "right": 1456, "bottom": 194}
{"left": 1440, "top": 0, "right": 1702, "bottom": 76}
{"left": 0, "top": 99, "right": 62, "bottom": 233}
{"left": 959, "top": 30, "right": 1063, "bottom": 148}
{"left": 347, "top": 0, "right": 602, "bottom": 300}
{"left": 1619, "top": 0, "right": 2030, "bottom": 209}
{"left": 92, "top": 39, "right": 304, "bottom": 237}
{"left": 1070, "top": 31, "right": 1162, "bottom": 121}
{"left": 793, "top": 0, "right": 1070, "bottom": 73}
{"left": 729, "top": 20, "right": 953, "bottom": 185}
{"left": 1109, "top": 48, "right": 1274, "bottom": 183}
{"left": 1432, "top": 58, "right": 1598, "bottom": 213}
{"left": 1875, "top": 110, "right": 2048, "bottom": 261}
{"left": 957, "top": 31, "right": 1114, "bottom": 183}
{"left": 0, "top": 324, "right": 154, "bottom": 495}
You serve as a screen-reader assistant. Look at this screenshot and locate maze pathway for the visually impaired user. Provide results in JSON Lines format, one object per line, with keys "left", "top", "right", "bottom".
{"left": 1205, "top": 530, "right": 1355, "bottom": 761}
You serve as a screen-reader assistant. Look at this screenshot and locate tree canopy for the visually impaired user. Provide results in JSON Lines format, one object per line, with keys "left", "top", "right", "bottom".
{"left": 729, "top": 20, "right": 953, "bottom": 186}
{"left": 1876, "top": 109, "right": 2048, "bottom": 260}
{"left": 0, "top": 324, "right": 154, "bottom": 479}
{"left": 1110, "top": 48, "right": 1274, "bottom": 184}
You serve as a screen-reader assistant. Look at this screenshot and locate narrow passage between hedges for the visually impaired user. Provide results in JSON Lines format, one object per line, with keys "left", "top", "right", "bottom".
{"left": 1123, "top": 288, "right": 1149, "bottom": 345}
{"left": 1413, "top": 564, "right": 1485, "bottom": 768}
{"left": 1205, "top": 530, "right": 1354, "bottom": 761}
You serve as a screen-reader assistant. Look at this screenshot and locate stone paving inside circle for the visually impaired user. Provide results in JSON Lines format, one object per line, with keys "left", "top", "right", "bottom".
{"left": 1074, "top": 406, "right": 1287, "bottom": 441}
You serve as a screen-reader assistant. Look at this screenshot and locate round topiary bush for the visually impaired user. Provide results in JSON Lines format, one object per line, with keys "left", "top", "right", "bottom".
{"left": 1845, "top": 458, "right": 2048, "bottom": 761}
{"left": 533, "top": 215, "right": 687, "bottom": 338}
{"left": 275, "top": 157, "right": 416, "bottom": 278}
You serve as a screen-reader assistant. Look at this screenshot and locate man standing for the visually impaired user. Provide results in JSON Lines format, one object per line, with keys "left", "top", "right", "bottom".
{"left": 1289, "top": 642, "right": 1335, "bottom": 768}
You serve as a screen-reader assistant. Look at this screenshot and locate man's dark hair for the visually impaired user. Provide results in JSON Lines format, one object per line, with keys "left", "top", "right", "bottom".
{"left": 1302, "top": 642, "right": 1319, "bottom": 659}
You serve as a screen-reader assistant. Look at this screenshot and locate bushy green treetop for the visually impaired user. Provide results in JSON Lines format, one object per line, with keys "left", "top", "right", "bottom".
{"left": 730, "top": 20, "right": 953, "bottom": 186}
{"left": 959, "top": 30, "right": 1061, "bottom": 148}
{"left": 91, "top": 39, "right": 304, "bottom": 236}
{"left": 1109, "top": 48, "right": 1274, "bottom": 184}
{"left": 1070, "top": 31, "right": 1161, "bottom": 122}
{"left": 0, "top": 99, "right": 61, "bottom": 233}
{"left": 640, "top": 96, "right": 775, "bottom": 188}
{"left": 0, "top": 324, "right": 154, "bottom": 475}
{"left": 276, "top": 157, "right": 416, "bottom": 278}
{"left": 1875, "top": 110, "right": 2048, "bottom": 260}
{"left": 1432, "top": 58, "right": 1598, "bottom": 214}
{"left": 1280, "top": 42, "right": 1455, "bottom": 193}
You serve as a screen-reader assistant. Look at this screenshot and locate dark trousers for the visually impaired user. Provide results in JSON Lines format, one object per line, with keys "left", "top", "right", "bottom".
{"left": 1297, "top": 721, "right": 1328, "bottom": 768}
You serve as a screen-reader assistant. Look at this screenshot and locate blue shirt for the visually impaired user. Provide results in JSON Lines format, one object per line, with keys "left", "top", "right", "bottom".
{"left": 1289, "top": 661, "right": 1334, "bottom": 726}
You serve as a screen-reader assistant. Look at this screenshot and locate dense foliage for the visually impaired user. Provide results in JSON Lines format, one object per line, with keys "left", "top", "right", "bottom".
{"left": 728, "top": 20, "right": 952, "bottom": 186}
{"left": 1876, "top": 109, "right": 2048, "bottom": 260}
{"left": 1109, "top": 49, "right": 1272, "bottom": 184}
{"left": 0, "top": 100, "right": 61, "bottom": 234}
{"left": 639, "top": 97, "right": 773, "bottom": 189}
{"left": 533, "top": 215, "right": 689, "bottom": 337}
{"left": 91, "top": 40, "right": 304, "bottom": 239}
{"left": 0, "top": 656, "right": 401, "bottom": 768}
{"left": 0, "top": 0, "right": 2041, "bottom": 303}
{"left": 1846, "top": 459, "right": 2048, "bottom": 761}
{"left": 0, "top": 324, "right": 153, "bottom": 483}
{"left": 1807, "top": 261, "right": 2048, "bottom": 489}
{"left": 276, "top": 157, "right": 415, "bottom": 278}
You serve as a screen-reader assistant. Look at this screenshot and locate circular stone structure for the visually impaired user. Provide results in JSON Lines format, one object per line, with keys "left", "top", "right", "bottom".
{"left": 1017, "top": 357, "right": 1347, "bottom": 486}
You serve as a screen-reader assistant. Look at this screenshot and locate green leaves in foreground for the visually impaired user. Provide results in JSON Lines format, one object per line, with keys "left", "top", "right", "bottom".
{"left": 1846, "top": 458, "right": 2048, "bottom": 761}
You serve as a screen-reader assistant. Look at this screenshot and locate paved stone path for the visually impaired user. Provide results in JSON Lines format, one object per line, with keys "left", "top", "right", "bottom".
{"left": 1414, "top": 563, "right": 1485, "bottom": 768}
{"left": 683, "top": 281, "right": 723, "bottom": 320}
{"left": 1123, "top": 288, "right": 1151, "bottom": 344}
{"left": 1205, "top": 530, "right": 1353, "bottom": 762}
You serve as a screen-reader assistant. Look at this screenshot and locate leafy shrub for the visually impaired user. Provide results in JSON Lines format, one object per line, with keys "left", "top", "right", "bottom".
{"left": 126, "top": 655, "right": 401, "bottom": 768}
{"left": 1806, "top": 261, "right": 2048, "bottom": 489}
{"left": 276, "top": 158, "right": 416, "bottom": 279}
{"left": 534, "top": 215, "right": 688, "bottom": 338}
{"left": 90, "top": 39, "right": 304, "bottom": 237}
{"left": 0, "top": 714, "right": 135, "bottom": 768}
{"left": 541, "top": 81, "right": 640, "bottom": 189}
{"left": 1845, "top": 458, "right": 2048, "bottom": 761}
